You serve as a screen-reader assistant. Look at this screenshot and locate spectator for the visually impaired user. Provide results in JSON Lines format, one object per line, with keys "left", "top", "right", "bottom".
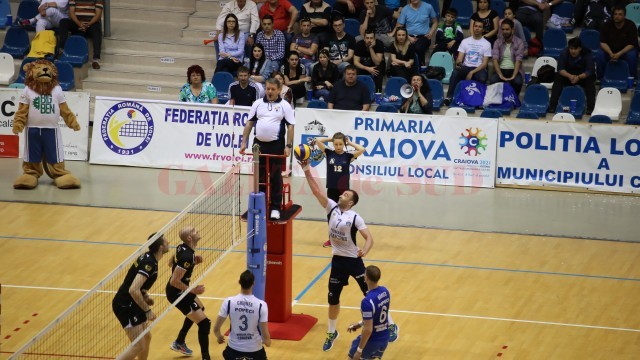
{"left": 311, "top": 49, "right": 339, "bottom": 100}
{"left": 215, "top": 14, "right": 246, "bottom": 74}
{"left": 327, "top": 65, "right": 371, "bottom": 111}
{"left": 245, "top": 43, "right": 271, "bottom": 96}
{"left": 388, "top": 27, "right": 416, "bottom": 81}
{"left": 596, "top": 6, "right": 639, "bottom": 80}
{"left": 256, "top": 15, "right": 286, "bottom": 74}
{"left": 229, "top": 66, "right": 261, "bottom": 106}
{"left": 434, "top": 7, "right": 464, "bottom": 55}
{"left": 325, "top": 16, "right": 356, "bottom": 74}
{"left": 515, "top": 0, "right": 547, "bottom": 44}
{"left": 58, "top": 0, "right": 103, "bottom": 69}
{"left": 280, "top": 51, "right": 310, "bottom": 102}
{"left": 179, "top": 65, "right": 219, "bottom": 104}
{"left": 498, "top": 8, "right": 527, "bottom": 55}
{"left": 271, "top": 72, "right": 295, "bottom": 107}
{"left": 358, "top": 0, "right": 394, "bottom": 47}
{"left": 259, "top": 0, "right": 298, "bottom": 35}
{"left": 389, "top": 74, "right": 433, "bottom": 114}
{"left": 20, "top": 0, "right": 69, "bottom": 33}
{"left": 334, "top": 0, "right": 364, "bottom": 19}
{"left": 291, "top": 18, "right": 319, "bottom": 74}
{"left": 299, "top": 0, "right": 332, "bottom": 46}
{"left": 444, "top": 21, "right": 491, "bottom": 105}
{"left": 392, "top": 0, "right": 438, "bottom": 67}
{"left": 548, "top": 38, "right": 596, "bottom": 115}
{"left": 215, "top": 0, "right": 260, "bottom": 46}
{"left": 354, "top": 30, "right": 385, "bottom": 92}
{"left": 470, "top": 0, "right": 499, "bottom": 47}
{"left": 490, "top": 19, "right": 525, "bottom": 95}
{"left": 572, "top": 0, "right": 613, "bottom": 30}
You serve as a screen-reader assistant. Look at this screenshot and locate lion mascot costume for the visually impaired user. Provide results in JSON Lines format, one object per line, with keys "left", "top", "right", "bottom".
{"left": 12, "top": 59, "right": 81, "bottom": 189}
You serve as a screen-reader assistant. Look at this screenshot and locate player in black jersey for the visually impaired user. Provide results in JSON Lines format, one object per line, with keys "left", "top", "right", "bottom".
{"left": 166, "top": 227, "right": 211, "bottom": 359}
{"left": 112, "top": 233, "right": 169, "bottom": 360}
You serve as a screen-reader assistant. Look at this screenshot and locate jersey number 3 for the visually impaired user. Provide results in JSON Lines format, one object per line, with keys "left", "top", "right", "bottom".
{"left": 238, "top": 314, "right": 248, "bottom": 331}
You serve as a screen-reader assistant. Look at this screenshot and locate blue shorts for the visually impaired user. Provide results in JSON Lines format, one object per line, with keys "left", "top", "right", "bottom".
{"left": 24, "top": 127, "right": 64, "bottom": 163}
{"left": 348, "top": 335, "right": 388, "bottom": 359}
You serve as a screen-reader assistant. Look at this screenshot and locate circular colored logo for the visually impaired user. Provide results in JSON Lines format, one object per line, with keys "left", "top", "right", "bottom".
{"left": 101, "top": 102, "right": 154, "bottom": 155}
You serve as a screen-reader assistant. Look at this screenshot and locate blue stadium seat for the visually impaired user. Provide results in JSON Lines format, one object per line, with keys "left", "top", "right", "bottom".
{"left": 626, "top": 91, "right": 640, "bottom": 125}
{"left": 555, "top": 86, "right": 585, "bottom": 119}
{"left": 491, "top": 0, "right": 506, "bottom": 18}
{"left": 626, "top": 3, "right": 640, "bottom": 29}
{"left": 601, "top": 61, "right": 630, "bottom": 93}
{"left": 307, "top": 100, "right": 327, "bottom": 109}
{"left": 480, "top": 109, "right": 502, "bottom": 118}
{"left": 516, "top": 110, "right": 539, "bottom": 119}
{"left": 16, "top": 0, "right": 39, "bottom": 27}
{"left": 523, "top": 26, "right": 531, "bottom": 44}
{"left": 54, "top": 60, "right": 75, "bottom": 91}
{"left": 13, "top": 57, "right": 37, "bottom": 84}
{"left": 357, "top": 75, "right": 375, "bottom": 102}
{"left": 0, "top": 0, "right": 11, "bottom": 29}
{"left": 427, "top": 79, "right": 443, "bottom": 111}
{"left": 541, "top": 28, "right": 567, "bottom": 59}
{"left": 423, "top": 0, "right": 440, "bottom": 17}
{"left": 344, "top": 19, "right": 360, "bottom": 38}
{"left": 9, "top": 82, "right": 25, "bottom": 88}
{"left": 212, "top": 71, "right": 234, "bottom": 102}
{"left": 552, "top": 1, "right": 575, "bottom": 32}
{"left": 0, "top": 27, "right": 30, "bottom": 59}
{"left": 451, "top": 0, "right": 473, "bottom": 28}
{"left": 578, "top": 29, "right": 601, "bottom": 58}
{"left": 376, "top": 104, "right": 398, "bottom": 113}
{"left": 428, "top": 51, "right": 453, "bottom": 84}
{"left": 588, "top": 115, "right": 612, "bottom": 124}
{"left": 519, "top": 84, "right": 549, "bottom": 117}
{"left": 324, "top": 0, "right": 336, "bottom": 6}
{"left": 290, "top": 0, "right": 304, "bottom": 10}
{"left": 383, "top": 76, "right": 407, "bottom": 108}
{"left": 58, "top": 35, "right": 89, "bottom": 67}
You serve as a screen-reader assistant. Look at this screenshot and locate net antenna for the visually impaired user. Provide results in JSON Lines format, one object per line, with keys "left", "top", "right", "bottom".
{"left": 9, "top": 164, "right": 242, "bottom": 360}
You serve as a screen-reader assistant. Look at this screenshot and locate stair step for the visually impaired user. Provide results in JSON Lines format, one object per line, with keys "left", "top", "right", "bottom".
{"left": 101, "top": 53, "right": 216, "bottom": 72}
{"left": 83, "top": 78, "right": 183, "bottom": 96}
{"left": 196, "top": 0, "right": 224, "bottom": 12}
{"left": 111, "top": 0, "right": 196, "bottom": 11}
{"left": 103, "top": 38, "right": 215, "bottom": 59}
{"left": 189, "top": 12, "right": 221, "bottom": 28}
{"left": 90, "top": 89, "right": 179, "bottom": 102}
{"left": 110, "top": 7, "right": 190, "bottom": 24}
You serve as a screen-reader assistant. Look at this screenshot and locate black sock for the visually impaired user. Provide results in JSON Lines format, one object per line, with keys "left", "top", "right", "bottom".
{"left": 198, "top": 318, "right": 211, "bottom": 359}
{"left": 176, "top": 317, "right": 194, "bottom": 343}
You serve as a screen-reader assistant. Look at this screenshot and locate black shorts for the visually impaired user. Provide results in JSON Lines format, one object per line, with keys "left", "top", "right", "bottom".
{"left": 223, "top": 346, "right": 267, "bottom": 360}
{"left": 112, "top": 299, "right": 146, "bottom": 329}
{"left": 166, "top": 285, "right": 201, "bottom": 315}
{"left": 329, "top": 255, "right": 366, "bottom": 287}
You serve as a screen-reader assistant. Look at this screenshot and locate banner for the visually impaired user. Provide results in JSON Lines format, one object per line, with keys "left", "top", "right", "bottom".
{"left": 293, "top": 108, "right": 498, "bottom": 187}
{"left": 497, "top": 119, "right": 640, "bottom": 193}
{"left": 89, "top": 97, "right": 254, "bottom": 172}
{"left": 0, "top": 89, "right": 90, "bottom": 160}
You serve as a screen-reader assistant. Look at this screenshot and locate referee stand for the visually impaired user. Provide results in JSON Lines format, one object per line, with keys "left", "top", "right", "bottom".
{"left": 242, "top": 145, "right": 317, "bottom": 340}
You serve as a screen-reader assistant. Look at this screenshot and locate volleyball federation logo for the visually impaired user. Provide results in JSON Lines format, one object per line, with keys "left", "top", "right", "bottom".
{"left": 301, "top": 119, "right": 326, "bottom": 167}
{"left": 101, "top": 102, "right": 154, "bottom": 155}
{"left": 459, "top": 127, "right": 488, "bottom": 156}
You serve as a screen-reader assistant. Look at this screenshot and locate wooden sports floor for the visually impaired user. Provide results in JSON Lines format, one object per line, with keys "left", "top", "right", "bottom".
{"left": 1, "top": 202, "right": 639, "bottom": 359}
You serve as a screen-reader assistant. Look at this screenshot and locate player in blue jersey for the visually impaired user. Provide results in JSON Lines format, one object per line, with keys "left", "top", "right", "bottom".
{"left": 347, "top": 265, "right": 391, "bottom": 360}
{"left": 314, "top": 132, "right": 365, "bottom": 248}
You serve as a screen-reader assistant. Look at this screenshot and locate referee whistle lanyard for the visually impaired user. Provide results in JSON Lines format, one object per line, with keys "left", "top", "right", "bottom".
{"left": 263, "top": 96, "right": 283, "bottom": 111}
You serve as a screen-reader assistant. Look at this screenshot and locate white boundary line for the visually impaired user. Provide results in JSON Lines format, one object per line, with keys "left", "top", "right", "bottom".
{"left": 4, "top": 284, "right": 639, "bottom": 334}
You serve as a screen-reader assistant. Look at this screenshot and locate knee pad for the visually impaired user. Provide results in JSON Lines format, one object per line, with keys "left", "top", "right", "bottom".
{"left": 198, "top": 318, "right": 211, "bottom": 335}
{"left": 328, "top": 282, "right": 343, "bottom": 305}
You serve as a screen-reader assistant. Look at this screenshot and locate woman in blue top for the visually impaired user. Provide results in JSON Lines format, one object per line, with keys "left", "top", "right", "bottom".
{"left": 179, "top": 65, "right": 219, "bottom": 103}
{"left": 215, "top": 14, "right": 246, "bottom": 74}
{"left": 314, "top": 132, "right": 365, "bottom": 247}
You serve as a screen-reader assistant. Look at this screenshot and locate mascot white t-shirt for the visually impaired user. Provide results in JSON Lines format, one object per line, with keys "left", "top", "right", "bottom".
{"left": 19, "top": 86, "right": 67, "bottom": 128}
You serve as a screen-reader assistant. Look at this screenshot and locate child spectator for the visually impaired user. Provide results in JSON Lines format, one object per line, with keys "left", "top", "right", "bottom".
{"left": 434, "top": 7, "right": 464, "bottom": 55}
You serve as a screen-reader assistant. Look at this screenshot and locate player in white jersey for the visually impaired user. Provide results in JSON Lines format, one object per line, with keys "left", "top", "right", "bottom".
{"left": 214, "top": 270, "right": 271, "bottom": 360}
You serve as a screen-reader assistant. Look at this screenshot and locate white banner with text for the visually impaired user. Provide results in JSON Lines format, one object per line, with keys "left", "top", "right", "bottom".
{"left": 0, "top": 88, "right": 90, "bottom": 160}
{"left": 496, "top": 119, "right": 640, "bottom": 193}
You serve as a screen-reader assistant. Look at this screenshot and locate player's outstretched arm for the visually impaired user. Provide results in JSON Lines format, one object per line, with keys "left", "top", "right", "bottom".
{"left": 260, "top": 321, "right": 272, "bottom": 347}
{"left": 213, "top": 316, "right": 227, "bottom": 344}
{"left": 300, "top": 160, "right": 328, "bottom": 208}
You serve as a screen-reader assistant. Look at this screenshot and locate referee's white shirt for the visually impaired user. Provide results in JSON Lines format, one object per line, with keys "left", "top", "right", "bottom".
{"left": 248, "top": 97, "right": 295, "bottom": 142}
{"left": 218, "top": 293, "right": 269, "bottom": 352}
{"left": 326, "top": 199, "right": 367, "bottom": 258}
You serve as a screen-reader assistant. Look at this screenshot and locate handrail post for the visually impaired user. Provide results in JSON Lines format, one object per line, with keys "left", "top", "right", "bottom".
{"left": 252, "top": 144, "right": 260, "bottom": 194}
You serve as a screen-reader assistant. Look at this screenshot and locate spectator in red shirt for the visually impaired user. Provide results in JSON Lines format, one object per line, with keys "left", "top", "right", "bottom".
{"left": 259, "top": 0, "right": 298, "bottom": 34}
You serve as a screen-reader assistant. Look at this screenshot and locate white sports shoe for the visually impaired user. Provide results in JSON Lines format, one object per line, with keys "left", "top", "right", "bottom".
{"left": 270, "top": 210, "right": 280, "bottom": 220}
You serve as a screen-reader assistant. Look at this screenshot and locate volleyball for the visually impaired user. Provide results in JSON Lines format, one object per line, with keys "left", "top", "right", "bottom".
{"left": 294, "top": 144, "right": 311, "bottom": 161}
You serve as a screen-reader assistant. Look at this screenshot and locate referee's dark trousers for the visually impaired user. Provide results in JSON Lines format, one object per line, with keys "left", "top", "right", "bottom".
{"left": 254, "top": 138, "right": 284, "bottom": 210}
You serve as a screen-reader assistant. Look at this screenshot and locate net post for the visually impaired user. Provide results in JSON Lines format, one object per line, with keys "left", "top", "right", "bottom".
{"left": 248, "top": 145, "right": 267, "bottom": 300}
{"left": 252, "top": 144, "right": 260, "bottom": 194}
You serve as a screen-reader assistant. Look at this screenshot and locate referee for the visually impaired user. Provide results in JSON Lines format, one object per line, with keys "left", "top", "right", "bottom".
{"left": 213, "top": 270, "right": 271, "bottom": 360}
{"left": 112, "top": 233, "right": 169, "bottom": 360}
{"left": 240, "top": 77, "right": 295, "bottom": 220}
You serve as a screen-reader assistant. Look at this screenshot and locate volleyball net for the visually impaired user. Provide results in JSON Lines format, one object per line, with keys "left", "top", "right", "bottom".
{"left": 10, "top": 164, "right": 243, "bottom": 359}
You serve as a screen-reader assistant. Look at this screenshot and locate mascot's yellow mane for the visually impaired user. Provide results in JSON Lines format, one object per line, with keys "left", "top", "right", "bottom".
{"left": 23, "top": 59, "right": 60, "bottom": 96}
